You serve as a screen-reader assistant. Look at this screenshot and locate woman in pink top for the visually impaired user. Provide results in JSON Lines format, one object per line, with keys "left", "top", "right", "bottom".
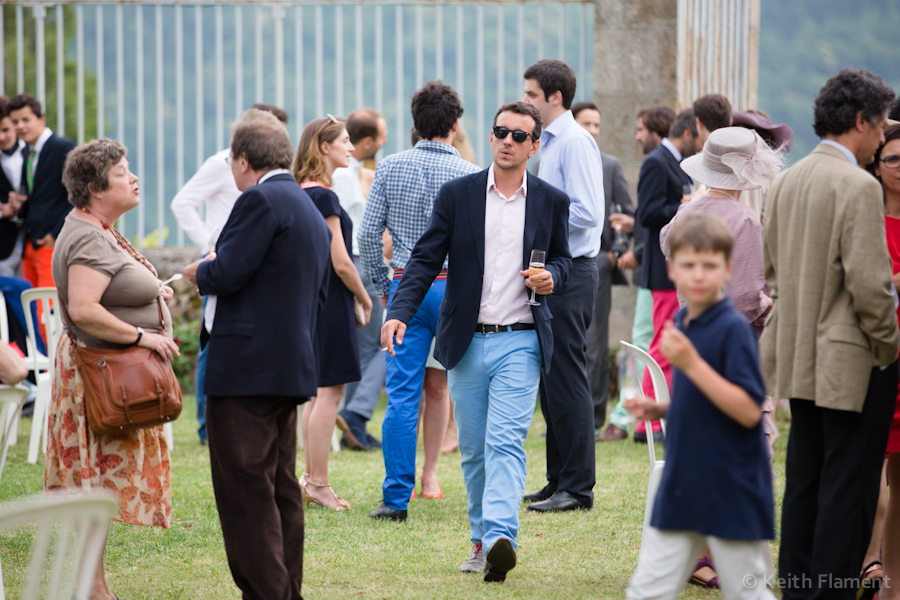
{"left": 658, "top": 126, "right": 784, "bottom": 590}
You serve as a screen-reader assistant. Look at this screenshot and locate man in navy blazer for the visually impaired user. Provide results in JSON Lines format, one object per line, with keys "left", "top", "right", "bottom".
{"left": 6, "top": 94, "right": 75, "bottom": 289}
{"left": 634, "top": 108, "right": 697, "bottom": 442}
{"left": 184, "top": 109, "right": 331, "bottom": 600}
{"left": 382, "top": 102, "right": 571, "bottom": 583}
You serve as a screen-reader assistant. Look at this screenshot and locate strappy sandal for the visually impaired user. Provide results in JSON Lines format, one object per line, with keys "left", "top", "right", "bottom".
{"left": 858, "top": 561, "right": 883, "bottom": 600}
{"left": 302, "top": 479, "right": 350, "bottom": 511}
{"left": 688, "top": 556, "right": 719, "bottom": 589}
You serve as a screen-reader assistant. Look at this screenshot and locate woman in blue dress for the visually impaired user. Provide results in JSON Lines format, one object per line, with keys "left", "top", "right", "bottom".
{"left": 293, "top": 115, "right": 372, "bottom": 511}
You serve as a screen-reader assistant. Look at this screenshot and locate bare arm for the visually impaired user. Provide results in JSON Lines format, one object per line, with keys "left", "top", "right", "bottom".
{"left": 660, "top": 321, "right": 761, "bottom": 428}
{"left": 67, "top": 264, "right": 180, "bottom": 361}
{"left": 325, "top": 216, "right": 373, "bottom": 326}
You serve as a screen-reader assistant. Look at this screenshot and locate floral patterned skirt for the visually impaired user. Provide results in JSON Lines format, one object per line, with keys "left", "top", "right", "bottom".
{"left": 44, "top": 334, "right": 172, "bottom": 528}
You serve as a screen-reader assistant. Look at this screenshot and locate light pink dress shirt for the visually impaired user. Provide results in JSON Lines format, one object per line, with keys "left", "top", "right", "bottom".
{"left": 478, "top": 165, "right": 534, "bottom": 325}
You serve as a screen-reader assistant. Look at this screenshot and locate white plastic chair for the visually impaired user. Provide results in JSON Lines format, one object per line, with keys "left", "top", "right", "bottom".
{"left": 620, "top": 341, "right": 776, "bottom": 582}
{"left": 0, "top": 493, "right": 117, "bottom": 600}
{"left": 0, "top": 291, "right": 20, "bottom": 447}
{"left": 619, "top": 341, "right": 667, "bottom": 526}
{"left": 21, "top": 289, "right": 62, "bottom": 465}
{"left": 0, "top": 385, "right": 28, "bottom": 486}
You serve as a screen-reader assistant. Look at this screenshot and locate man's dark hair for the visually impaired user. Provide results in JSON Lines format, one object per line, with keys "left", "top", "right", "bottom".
{"left": 889, "top": 99, "right": 900, "bottom": 122}
{"left": 410, "top": 81, "right": 464, "bottom": 140}
{"left": 813, "top": 68, "right": 895, "bottom": 138}
{"left": 251, "top": 103, "right": 289, "bottom": 125}
{"left": 523, "top": 59, "right": 577, "bottom": 110}
{"left": 571, "top": 102, "right": 600, "bottom": 120}
{"left": 6, "top": 93, "right": 43, "bottom": 118}
{"left": 693, "top": 94, "right": 732, "bottom": 131}
{"left": 637, "top": 105, "right": 676, "bottom": 139}
{"left": 670, "top": 109, "right": 697, "bottom": 138}
{"left": 347, "top": 108, "right": 382, "bottom": 145}
{"left": 493, "top": 101, "right": 543, "bottom": 140}
{"left": 0, "top": 97, "right": 8, "bottom": 119}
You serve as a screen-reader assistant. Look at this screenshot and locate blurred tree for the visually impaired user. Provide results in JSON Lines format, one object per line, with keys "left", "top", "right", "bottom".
{"left": 2, "top": 5, "right": 97, "bottom": 141}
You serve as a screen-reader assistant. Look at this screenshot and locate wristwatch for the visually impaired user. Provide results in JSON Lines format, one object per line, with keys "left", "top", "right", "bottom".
{"left": 134, "top": 326, "right": 145, "bottom": 345}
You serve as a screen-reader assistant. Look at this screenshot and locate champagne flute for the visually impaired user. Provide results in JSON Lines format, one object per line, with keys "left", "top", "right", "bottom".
{"left": 525, "top": 249, "right": 546, "bottom": 307}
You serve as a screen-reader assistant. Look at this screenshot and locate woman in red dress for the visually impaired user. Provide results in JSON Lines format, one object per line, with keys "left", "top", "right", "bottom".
{"left": 865, "top": 123, "right": 900, "bottom": 600}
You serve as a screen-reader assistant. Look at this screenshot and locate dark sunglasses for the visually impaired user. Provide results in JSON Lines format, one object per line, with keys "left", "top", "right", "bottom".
{"left": 492, "top": 126, "right": 535, "bottom": 144}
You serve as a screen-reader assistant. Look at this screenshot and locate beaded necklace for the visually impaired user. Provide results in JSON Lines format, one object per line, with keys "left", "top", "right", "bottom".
{"left": 80, "top": 206, "right": 157, "bottom": 277}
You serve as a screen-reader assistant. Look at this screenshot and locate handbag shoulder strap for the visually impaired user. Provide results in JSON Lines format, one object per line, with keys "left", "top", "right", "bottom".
{"left": 59, "top": 299, "right": 79, "bottom": 345}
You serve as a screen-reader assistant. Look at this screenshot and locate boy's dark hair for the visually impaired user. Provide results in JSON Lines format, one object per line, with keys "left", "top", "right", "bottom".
{"left": 493, "top": 101, "right": 543, "bottom": 140}
{"left": 813, "top": 68, "right": 895, "bottom": 138}
{"left": 523, "top": 59, "right": 577, "bottom": 110}
{"left": 571, "top": 101, "right": 600, "bottom": 120}
{"left": 668, "top": 213, "right": 734, "bottom": 262}
{"left": 637, "top": 105, "right": 676, "bottom": 139}
{"left": 0, "top": 97, "right": 8, "bottom": 119}
{"left": 251, "top": 103, "right": 289, "bottom": 125}
{"left": 693, "top": 94, "right": 732, "bottom": 131}
{"left": 6, "top": 93, "right": 43, "bottom": 118}
{"left": 347, "top": 108, "right": 382, "bottom": 145}
{"left": 411, "top": 81, "right": 464, "bottom": 141}
{"left": 410, "top": 127, "right": 423, "bottom": 147}
{"left": 670, "top": 109, "right": 698, "bottom": 138}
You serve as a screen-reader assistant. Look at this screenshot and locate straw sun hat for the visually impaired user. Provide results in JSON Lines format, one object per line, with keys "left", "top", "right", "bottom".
{"left": 680, "top": 126, "right": 784, "bottom": 191}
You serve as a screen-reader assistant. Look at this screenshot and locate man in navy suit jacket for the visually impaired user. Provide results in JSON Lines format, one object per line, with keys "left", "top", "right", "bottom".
{"left": 6, "top": 94, "right": 75, "bottom": 289}
{"left": 383, "top": 102, "right": 571, "bottom": 583}
{"left": 184, "top": 109, "right": 331, "bottom": 600}
{"left": 634, "top": 108, "right": 697, "bottom": 441}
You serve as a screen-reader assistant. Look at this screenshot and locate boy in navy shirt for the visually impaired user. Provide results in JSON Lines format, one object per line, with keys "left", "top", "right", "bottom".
{"left": 625, "top": 213, "right": 775, "bottom": 600}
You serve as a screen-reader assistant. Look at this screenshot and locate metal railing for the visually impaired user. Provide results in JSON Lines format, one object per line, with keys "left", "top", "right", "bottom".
{"left": 1, "top": 1, "right": 595, "bottom": 246}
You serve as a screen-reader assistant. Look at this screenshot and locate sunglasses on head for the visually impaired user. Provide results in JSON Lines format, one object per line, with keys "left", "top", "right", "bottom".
{"left": 492, "top": 126, "right": 535, "bottom": 144}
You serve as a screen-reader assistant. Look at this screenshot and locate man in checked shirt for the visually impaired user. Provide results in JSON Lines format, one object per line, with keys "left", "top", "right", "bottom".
{"left": 359, "top": 81, "right": 480, "bottom": 522}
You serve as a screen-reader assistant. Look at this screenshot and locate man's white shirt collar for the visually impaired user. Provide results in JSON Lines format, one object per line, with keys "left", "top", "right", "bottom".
{"left": 32, "top": 127, "right": 53, "bottom": 157}
{"left": 820, "top": 140, "right": 858, "bottom": 166}
{"left": 256, "top": 168, "right": 291, "bottom": 185}
{"left": 487, "top": 163, "right": 528, "bottom": 199}
{"left": 661, "top": 137, "right": 682, "bottom": 162}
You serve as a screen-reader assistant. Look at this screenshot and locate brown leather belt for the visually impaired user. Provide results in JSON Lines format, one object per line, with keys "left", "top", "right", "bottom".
{"left": 475, "top": 323, "right": 536, "bottom": 334}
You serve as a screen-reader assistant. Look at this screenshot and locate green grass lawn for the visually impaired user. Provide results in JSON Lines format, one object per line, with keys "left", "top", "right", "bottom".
{"left": 0, "top": 396, "right": 787, "bottom": 599}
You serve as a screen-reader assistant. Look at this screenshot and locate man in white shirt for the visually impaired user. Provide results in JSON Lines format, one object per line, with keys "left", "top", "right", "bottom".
{"left": 0, "top": 102, "right": 26, "bottom": 276}
{"left": 331, "top": 108, "right": 388, "bottom": 450}
{"left": 171, "top": 103, "right": 288, "bottom": 445}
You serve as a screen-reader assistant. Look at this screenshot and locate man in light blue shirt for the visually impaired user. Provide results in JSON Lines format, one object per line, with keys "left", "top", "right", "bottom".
{"left": 522, "top": 59, "right": 605, "bottom": 512}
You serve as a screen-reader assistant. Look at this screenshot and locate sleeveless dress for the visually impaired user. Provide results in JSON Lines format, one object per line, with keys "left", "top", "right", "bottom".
{"left": 305, "top": 184, "right": 362, "bottom": 387}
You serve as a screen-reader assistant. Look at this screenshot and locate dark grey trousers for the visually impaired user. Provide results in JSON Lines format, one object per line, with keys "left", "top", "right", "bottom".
{"left": 538, "top": 256, "right": 599, "bottom": 505}
{"left": 585, "top": 253, "right": 614, "bottom": 431}
{"left": 341, "top": 256, "right": 386, "bottom": 420}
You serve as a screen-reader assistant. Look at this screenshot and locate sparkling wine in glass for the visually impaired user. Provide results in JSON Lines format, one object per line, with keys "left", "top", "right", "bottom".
{"left": 526, "top": 250, "right": 546, "bottom": 307}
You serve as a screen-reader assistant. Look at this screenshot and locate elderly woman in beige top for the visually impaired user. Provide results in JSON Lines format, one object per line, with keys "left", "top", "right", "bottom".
{"left": 48, "top": 139, "right": 179, "bottom": 600}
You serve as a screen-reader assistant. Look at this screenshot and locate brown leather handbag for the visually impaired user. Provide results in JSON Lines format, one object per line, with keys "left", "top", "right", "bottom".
{"left": 62, "top": 298, "right": 182, "bottom": 435}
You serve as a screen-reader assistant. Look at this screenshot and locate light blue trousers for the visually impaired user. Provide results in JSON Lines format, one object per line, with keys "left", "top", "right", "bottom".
{"left": 447, "top": 329, "right": 542, "bottom": 551}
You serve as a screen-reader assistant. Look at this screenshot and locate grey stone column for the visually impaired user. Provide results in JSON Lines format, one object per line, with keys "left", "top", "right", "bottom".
{"left": 592, "top": 0, "right": 679, "bottom": 199}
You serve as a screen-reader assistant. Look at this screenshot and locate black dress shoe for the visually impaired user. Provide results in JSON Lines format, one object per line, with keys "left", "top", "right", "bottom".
{"left": 369, "top": 503, "right": 407, "bottom": 522}
{"left": 484, "top": 538, "right": 516, "bottom": 582}
{"left": 526, "top": 491, "right": 592, "bottom": 512}
{"left": 522, "top": 485, "right": 555, "bottom": 503}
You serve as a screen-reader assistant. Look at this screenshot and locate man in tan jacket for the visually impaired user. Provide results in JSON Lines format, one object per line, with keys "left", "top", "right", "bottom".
{"left": 762, "top": 68, "right": 898, "bottom": 599}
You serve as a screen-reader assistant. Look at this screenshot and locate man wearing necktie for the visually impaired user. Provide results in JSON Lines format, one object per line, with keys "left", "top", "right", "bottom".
{"left": 0, "top": 99, "right": 28, "bottom": 276}
{"left": 6, "top": 94, "right": 75, "bottom": 289}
